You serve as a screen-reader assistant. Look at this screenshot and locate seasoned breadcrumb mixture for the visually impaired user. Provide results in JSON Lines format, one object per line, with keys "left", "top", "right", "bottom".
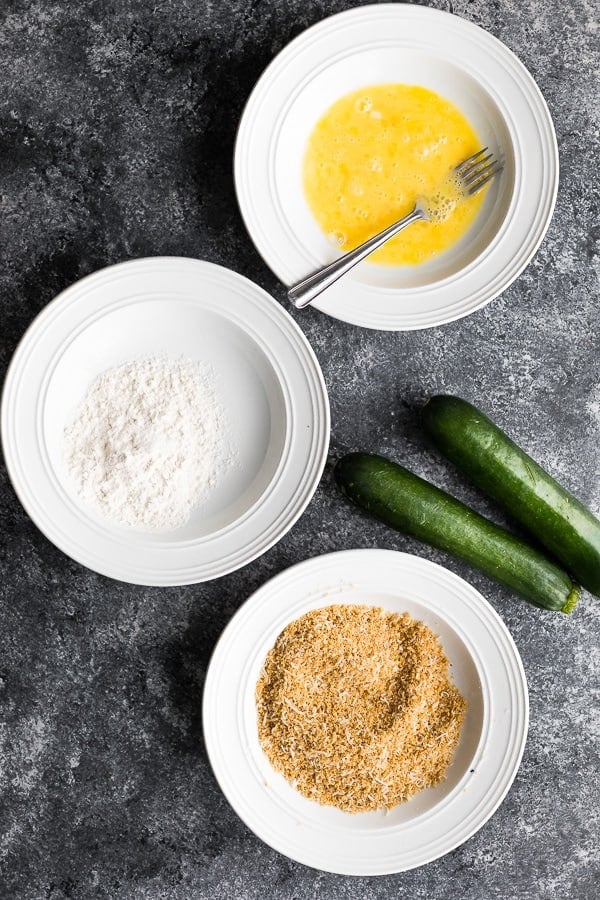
{"left": 256, "top": 604, "right": 466, "bottom": 813}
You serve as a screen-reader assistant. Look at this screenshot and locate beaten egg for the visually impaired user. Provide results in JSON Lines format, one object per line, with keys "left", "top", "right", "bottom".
{"left": 303, "top": 84, "right": 486, "bottom": 266}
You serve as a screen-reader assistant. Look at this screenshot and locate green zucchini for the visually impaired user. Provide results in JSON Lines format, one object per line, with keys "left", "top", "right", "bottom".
{"left": 422, "top": 395, "right": 600, "bottom": 597}
{"left": 334, "top": 453, "right": 580, "bottom": 613}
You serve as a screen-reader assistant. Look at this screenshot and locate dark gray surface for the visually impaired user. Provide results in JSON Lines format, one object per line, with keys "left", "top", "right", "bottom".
{"left": 1, "top": 0, "right": 599, "bottom": 897}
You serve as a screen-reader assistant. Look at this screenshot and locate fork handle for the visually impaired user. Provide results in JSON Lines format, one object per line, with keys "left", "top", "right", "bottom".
{"left": 288, "top": 206, "right": 423, "bottom": 309}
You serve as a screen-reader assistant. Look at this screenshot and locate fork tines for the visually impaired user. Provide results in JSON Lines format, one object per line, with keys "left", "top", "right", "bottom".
{"left": 456, "top": 147, "right": 503, "bottom": 195}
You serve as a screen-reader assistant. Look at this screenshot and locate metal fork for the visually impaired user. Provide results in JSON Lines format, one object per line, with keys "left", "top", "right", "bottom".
{"left": 288, "top": 148, "right": 503, "bottom": 310}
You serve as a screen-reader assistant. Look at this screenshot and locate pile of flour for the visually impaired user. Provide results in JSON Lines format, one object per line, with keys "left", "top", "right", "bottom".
{"left": 63, "top": 357, "right": 235, "bottom": 530}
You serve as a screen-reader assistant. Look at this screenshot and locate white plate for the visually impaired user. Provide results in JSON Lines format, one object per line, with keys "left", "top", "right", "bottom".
{"left": 203, "top": 549, "right": 528, "bottom": 875}
{"left": 1, "top": 258, "right": 329, "bottom": 585}
{"left": 235, "top": 3, "right": 558, "bottom": 330}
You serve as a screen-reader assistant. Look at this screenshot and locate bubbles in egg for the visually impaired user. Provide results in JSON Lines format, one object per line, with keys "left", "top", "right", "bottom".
{"left": 422, "top": 173, "right": 465, "bottom": 223}
{"left": 349, "top": 177, "right": 364, "bottom": 197}
{"left": 328, "top": 230, "right": 347, "bottom": 247}
{"left": 355, "top": 96, "right": 373, "bottom": 113}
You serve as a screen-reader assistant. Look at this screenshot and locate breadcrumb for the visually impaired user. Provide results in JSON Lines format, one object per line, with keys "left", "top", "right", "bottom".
{"left": 256, "top": 605, "right": 466, "bottom": 813}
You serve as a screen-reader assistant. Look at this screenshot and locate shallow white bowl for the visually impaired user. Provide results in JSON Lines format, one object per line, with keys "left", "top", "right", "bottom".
{"left": 1, "top": 258, "right": 330, "bottom": 585}
{"left": 203, "top": 550, "right": 529, "bottom": 874}
{"left": 235, "top": 3, "right": 558, "bottom": 330}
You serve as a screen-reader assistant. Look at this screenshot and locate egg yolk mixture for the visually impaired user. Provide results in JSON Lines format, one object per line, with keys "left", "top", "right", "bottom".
{"left": 303, "top": 84, "right": 486, "bottom": 266}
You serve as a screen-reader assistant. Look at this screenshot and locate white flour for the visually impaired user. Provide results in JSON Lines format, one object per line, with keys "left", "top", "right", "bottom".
{"left": 63, "top": 357, "right": 235, "bottom": 530}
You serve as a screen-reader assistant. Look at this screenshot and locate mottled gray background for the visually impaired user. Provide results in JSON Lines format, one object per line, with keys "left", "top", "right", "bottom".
{"left": 1, "top": 0, "right": 599, "bottom": 898}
